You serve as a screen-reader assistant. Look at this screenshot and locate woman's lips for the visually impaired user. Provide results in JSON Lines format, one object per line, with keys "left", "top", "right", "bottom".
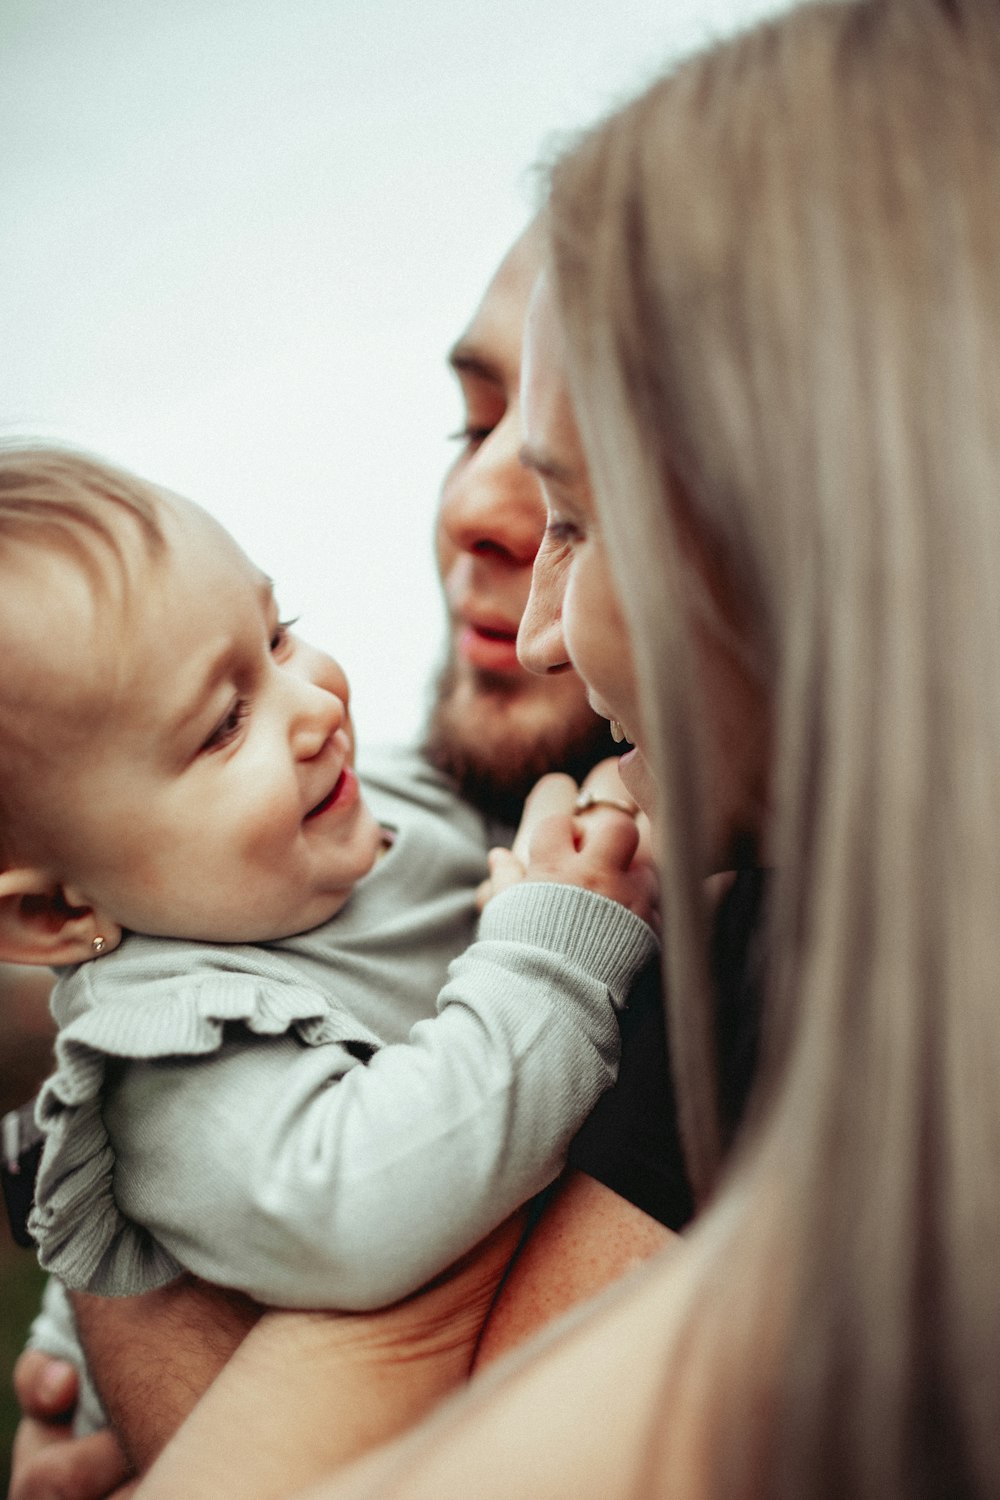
{"left": 305, "top": 767, "right": 358, "bottom": 820}
{"left": 458, "top": 622, "right": 522, "bottom": 674}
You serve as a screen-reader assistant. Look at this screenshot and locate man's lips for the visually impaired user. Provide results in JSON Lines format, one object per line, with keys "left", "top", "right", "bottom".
{"left": 457, "top": 620, "right": 522, "bottom": 674}
{"left": 305, "top": 767, "right": 358, "bottom": 820}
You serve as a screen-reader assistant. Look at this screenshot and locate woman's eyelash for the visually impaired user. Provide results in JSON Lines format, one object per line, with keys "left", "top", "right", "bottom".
{"left": 202, "top": 699, "right": 250, "bottom": 754}
{"left": 545, "top": 518, "right": 582, "bottom": 543}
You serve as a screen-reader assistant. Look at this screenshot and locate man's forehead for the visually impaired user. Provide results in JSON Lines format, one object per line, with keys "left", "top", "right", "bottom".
{"left": 448, "top": 226, "right": 543, "bottom": 381}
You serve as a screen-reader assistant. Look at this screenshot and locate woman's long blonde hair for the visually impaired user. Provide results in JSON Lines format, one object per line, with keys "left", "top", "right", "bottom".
{"left": 547, "top": 0, "right": 1000, "bottom": 1494}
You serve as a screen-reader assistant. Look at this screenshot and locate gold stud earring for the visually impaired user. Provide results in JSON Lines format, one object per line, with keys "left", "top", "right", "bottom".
{"left": 91, "top": 935, "right": 107, "bottom": 955}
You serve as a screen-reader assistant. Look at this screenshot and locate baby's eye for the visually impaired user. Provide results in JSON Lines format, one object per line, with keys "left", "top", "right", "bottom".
{"left": 201, "top": 699, "right": 249, "bottom": 754}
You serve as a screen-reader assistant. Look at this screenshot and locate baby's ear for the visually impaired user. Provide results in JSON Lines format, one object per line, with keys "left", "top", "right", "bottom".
{"left": 0, "top": 870, "right": 121, "bottom": 966}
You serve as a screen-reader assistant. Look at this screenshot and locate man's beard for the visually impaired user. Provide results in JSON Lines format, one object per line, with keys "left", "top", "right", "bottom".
{"left": 421, "top": 653, "right": 619, "bottom": 828}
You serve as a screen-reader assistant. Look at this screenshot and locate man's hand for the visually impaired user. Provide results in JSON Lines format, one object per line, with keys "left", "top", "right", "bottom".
{"left": 70, "top": 1281, "right": 262, "bottom": 1473}
{"left": 10, "top": 1350, "right": 134, "bottom": 1500}
{"left": 133, "top": 1214, "right": 528, "bottom": 1500}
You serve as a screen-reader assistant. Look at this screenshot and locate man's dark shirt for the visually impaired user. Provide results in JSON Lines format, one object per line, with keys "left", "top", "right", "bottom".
{"left": 568, "top": 869, "right": 767, "bottom": 1230}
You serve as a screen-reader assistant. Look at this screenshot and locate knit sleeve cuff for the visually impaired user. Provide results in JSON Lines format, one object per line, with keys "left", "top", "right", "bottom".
{"left": 477, "top": 882, "right": 658, "bottom": 999}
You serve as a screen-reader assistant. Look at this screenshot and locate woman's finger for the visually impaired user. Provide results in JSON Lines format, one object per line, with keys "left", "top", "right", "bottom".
{"left": 573, "top": 807, "right": 641, "bottom": 867}
{"left": 511, "top": 774, "right": 579, "bottom": 864}
{"left": 576, "top": 757, "right": 639, "bottom": 812}
{"left": 525, "top": 811, "right": 578, "bottom": 866}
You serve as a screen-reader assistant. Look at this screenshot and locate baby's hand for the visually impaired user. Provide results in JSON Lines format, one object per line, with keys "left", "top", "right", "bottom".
{"left": 476, "top": 764, "right": 658, "bottom": 929}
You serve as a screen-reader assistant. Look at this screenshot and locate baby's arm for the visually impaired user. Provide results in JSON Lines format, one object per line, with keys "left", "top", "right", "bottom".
{"left": 15, "top": 780, "right": 656, "bottom": 1494}
{"left": 96, "top": 855, "right": 656, "bottom": 1310}
{"left": 52, "top": 758, "right": 654, "bottom": 1310}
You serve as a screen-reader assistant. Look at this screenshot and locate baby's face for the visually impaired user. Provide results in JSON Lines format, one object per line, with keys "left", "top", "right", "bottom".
{"left": 14, "top": 495, "right": 385, "bottom": 943}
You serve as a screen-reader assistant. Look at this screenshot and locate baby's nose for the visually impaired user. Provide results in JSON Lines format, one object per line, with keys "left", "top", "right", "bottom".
{"left": 293, "top": 683, "right": 345, "bottom": 758}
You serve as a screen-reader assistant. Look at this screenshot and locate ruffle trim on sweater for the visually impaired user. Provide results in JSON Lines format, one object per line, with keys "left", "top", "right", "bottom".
{"left": 29, "top": 973, "right": 381, "bottom": 1295}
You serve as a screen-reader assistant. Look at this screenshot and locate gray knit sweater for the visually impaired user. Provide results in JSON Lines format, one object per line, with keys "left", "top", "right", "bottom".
{"left": 29, "top": 749, "right": 657, "bottom": 1310}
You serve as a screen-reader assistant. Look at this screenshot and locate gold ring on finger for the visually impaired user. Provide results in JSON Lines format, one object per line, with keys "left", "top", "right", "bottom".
{"left": 574, "top": 789, "right": 640, "bottom": 817}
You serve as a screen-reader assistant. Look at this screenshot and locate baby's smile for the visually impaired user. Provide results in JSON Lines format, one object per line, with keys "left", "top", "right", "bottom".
{"left": 306, "top": 768, "right": 352, "bottom": 821}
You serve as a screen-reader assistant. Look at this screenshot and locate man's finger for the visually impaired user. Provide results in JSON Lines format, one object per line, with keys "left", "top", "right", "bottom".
{"left": 11, "top": 1415, "right": 73, "bottom": 1478}
{"left": 9, "top": 1425, "right": 132, "bottom": 1500}
{"left": 14, "top": 1349, "right": 79, "bottom": 1420}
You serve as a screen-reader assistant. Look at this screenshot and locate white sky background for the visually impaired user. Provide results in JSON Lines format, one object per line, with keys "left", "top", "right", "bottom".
{"left": 1, "top": 0, "right": 783, "bottom": 751}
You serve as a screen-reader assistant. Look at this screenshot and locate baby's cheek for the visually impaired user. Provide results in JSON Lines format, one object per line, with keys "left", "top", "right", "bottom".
{"left": 236, "top": 788, "right": 302, "bottom": 865}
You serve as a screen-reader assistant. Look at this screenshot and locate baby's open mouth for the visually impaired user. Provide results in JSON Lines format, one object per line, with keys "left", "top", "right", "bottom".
{"left": 306, "top": 771, "right": 346, "bottom": 820}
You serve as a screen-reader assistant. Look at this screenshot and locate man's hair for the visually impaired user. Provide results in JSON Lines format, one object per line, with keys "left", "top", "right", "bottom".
{"left": 547, "top": 0, "right": 1000, "bottom": 1494}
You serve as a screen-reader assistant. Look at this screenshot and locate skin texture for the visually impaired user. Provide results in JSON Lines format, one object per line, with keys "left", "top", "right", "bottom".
{"left": 271, "top": 1247, "right": 700, "bottom": 1500}
{"left": 10, "top": 233, "right": 673, "bottom": 1500}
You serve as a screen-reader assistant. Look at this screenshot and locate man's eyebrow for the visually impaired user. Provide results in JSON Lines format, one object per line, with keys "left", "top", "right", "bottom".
{"left": 518, "top": 443, "right": 577, "bottom": 486}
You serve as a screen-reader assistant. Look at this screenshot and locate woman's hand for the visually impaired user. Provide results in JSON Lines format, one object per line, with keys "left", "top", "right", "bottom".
{"left": 477, "top": 759, "right": 658, "bottom": 928}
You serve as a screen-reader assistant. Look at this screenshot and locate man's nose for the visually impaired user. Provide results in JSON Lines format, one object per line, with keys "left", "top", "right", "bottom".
{"left": 439, "top": 437, "right": 545, "bottom": 568}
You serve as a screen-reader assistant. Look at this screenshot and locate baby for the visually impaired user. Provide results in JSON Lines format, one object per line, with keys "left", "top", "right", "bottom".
{"left": 1, "top": 446, "right": 657, "bottom": 1424}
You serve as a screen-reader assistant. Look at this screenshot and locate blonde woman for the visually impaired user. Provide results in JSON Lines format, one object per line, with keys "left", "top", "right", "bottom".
{"left": 134, "top": 0, "right": 1000, "bottom": 1495}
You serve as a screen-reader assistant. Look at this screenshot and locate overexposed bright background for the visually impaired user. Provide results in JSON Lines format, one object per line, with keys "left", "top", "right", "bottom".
{"left": 2, "top": 0, "right": 783, "bottom": 749}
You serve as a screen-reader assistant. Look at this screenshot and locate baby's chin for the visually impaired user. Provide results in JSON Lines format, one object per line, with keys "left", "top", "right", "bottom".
{"left": 316, "top": 807, "right": 389, "bottom": 917}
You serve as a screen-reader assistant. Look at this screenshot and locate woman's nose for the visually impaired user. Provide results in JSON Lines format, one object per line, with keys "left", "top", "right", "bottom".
{"left": 517, "top": 558, "right": 570, "bottom": 675}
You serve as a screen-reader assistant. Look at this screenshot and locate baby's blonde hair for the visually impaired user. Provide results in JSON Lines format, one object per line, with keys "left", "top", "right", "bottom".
{"left": 0, "top": 446, "right": 166, "bottom": 861}
{"left": 0, "top": 445, "right": 164, "bottom": 568}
